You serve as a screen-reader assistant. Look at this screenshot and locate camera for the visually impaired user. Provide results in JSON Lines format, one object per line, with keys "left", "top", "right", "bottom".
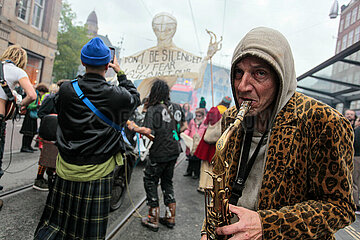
{"left": 109, "top": 47, "right": 115, "bottom": 63}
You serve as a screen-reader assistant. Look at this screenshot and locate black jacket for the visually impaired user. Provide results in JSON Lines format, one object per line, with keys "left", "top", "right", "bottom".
{"left": 355, "top": 127, "right": 360, "bottom": 156}
{"left": 38, "top": 93, "right": 57, "bottom": 119}
{"left": 55, "top": 73, "right": 140, "bottom": 165}
{"left": 144, "top": 102, "right": 184, "bottom": 162}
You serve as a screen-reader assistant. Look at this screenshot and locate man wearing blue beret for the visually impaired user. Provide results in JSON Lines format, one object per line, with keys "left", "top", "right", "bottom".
{"left": 35, "top": 37, "right": 141, "bottom": 239}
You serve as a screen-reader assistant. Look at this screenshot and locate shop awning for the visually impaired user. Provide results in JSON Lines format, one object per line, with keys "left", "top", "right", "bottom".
{"left": 297, "top": 41, "right": 360, "bottom": 108}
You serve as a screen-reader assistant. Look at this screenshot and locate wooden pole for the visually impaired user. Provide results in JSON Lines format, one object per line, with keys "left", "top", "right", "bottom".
{"left": 210, "top": 57, "right": 214, "bottom": 107}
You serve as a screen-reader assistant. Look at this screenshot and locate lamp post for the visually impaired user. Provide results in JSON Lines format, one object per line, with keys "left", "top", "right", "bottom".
{"left": 329, "top": 0, "right": 339, "bottom": 19}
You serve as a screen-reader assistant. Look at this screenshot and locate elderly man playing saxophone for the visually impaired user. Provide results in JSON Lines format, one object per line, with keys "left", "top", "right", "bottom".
{"left": 201, "top": 27, "right": 355, "bottom": 240}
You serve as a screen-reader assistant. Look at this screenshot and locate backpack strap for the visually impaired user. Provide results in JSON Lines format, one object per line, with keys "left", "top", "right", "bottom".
{"left": 71, "top": 78, "right": 122, "bottom": 131}
{"left": 0, "top": 62, "right": 15, "bottom": 103}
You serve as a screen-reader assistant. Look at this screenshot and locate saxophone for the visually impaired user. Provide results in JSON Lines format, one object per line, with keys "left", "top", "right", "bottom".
{"left": 204, "top": 101, "right": 252, "bottom": 240}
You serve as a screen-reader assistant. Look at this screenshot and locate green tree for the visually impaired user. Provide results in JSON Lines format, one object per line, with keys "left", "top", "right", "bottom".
{"left": 53, "top": 1, "right": 90, "bottom": 81}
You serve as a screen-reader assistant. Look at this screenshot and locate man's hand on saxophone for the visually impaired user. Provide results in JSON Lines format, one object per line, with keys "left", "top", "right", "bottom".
{"left": 215, "top": 204, "right": 262, "bottom": 240}
{"left": 200, "top": 204, "right": 262, "bottom": 240}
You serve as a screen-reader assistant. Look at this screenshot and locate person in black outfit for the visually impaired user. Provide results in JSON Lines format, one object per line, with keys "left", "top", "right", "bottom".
{"left": 353, "top": 115, "right": 360, "bottom": 214}
{"left": 20, "top": 83, "right": 49, "bottom": 153}
{"left": 33, "top": 80, "right": 68, "bottom": 191}
{"left": 35, "top": 37, "right": 140, "bottom": 239}
{"left": 141, "top": 79, "right": 187, "bottom": 232}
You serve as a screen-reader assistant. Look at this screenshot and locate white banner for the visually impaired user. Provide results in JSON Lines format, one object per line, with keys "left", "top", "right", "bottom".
{"left": 120, "top": 46, "right": 203, "bottom": 81}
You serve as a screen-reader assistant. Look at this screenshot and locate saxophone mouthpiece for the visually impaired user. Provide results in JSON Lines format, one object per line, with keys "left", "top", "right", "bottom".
{"left": 240, "top": 100, "right": 252, "bottom": 108}
{"left": 237, "top": 101, "right": 252, "bottom": 120}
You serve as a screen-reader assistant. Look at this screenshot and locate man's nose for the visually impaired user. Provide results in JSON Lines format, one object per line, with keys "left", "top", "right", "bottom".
{"left": 237, "top": 72, "right": 253, "bottom": 92}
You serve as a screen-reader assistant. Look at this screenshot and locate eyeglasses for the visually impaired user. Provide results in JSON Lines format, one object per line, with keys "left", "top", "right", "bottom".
{"left": 196, "top": 114, "right": 203, "bottom": 117}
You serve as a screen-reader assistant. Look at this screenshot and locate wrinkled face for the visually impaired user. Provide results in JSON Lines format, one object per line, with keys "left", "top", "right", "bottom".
{"left": 345, "top": 110, "right": 356, "bottom": 121}
{"left": 233, "top": 56, "right": 278, "bottom": 117}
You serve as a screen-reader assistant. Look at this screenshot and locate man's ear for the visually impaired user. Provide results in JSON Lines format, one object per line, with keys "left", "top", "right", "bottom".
{"left": 105, "top": 63, "right": 109, "bottom": 71}
{"left": 81, "top": 61, "right": 85, "bottom": 66}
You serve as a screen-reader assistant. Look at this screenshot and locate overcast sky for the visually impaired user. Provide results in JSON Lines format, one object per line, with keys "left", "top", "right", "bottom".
{"left": 66, "top": 0, "right": 349, "bottom": 76}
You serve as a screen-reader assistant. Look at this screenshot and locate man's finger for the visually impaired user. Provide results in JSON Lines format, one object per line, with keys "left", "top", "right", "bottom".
{"left": 229, "top": 204, "right": 245, "bottom": 216}
{"left": 216, "top": 222, "right": 243, "bottom": 236}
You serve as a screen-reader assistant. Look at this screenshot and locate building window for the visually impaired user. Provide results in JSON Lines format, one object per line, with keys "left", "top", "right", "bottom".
{"left": 17, "top": 0, "right": 30, "bottom": 22}
{"left": 355, "top": 26, "right": 360, "bottom": 43}
{"left": 0, "top": 0, "right": 3, "bottom": 15}
{"left": 339, "top": 62, "right": 344, "bottom": 72}
{"left": 32, "top": 0, "right": 45, "bottom": 29}
{"left": 342, "top": 34, "right": 348, "bottom": 51}
{"left": 333, "top": 62, "right": 339, "bottom": 74}
{"left": 340, "top": 19, "right": 345, "bottom": 32}
{"left": 336, "top": 40, "right": 341, "bottom": 54}
{"left": 25, "top": 53, "right": 43, "bottom": 85}
{"left": 351, "top": 101, "right": 356, "bottom": 109}
{"left": 345, "top": 13, "right": 351, "bottom": 28}
{"left": 348, "top": 30, "right": 354, "bottom": 46}
{"left": 352, "top": 7, "right": 358, "bottom": 24}
{"left": 356, "top": 100, "right": 360, "bottom": 109}
{"left": 355, "top": 71, "right": 360, "bottom": 85}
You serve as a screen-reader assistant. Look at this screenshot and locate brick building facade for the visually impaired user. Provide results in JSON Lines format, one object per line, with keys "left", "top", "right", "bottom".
{"left": 0, "top": 0, "right": 62, "bottom": 85}
{"left": 332, "top": 0, "right": 360, "bottom": 109}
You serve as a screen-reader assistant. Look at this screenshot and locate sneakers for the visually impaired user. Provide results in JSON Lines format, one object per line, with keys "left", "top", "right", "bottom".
{"left": 33, "top": 179, "right": 49, "bottom": 191}
{"left": 197, "top": 187, "right": 205, "bottom": 193}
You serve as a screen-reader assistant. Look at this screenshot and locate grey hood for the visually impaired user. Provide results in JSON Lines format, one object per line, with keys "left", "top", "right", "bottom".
{"left": 230, "top": 27, "right": 297, "bottom": 125}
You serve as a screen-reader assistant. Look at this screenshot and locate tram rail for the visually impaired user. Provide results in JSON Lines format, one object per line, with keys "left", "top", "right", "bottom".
{"left": 0, "top": 151, "right": 185, "bottom": 240}
{"left": 106, "top": 196, "right": 146, "bottom": 240}
{"left": 106, "top": 156, "right": 184, "bottom": 240}
{"left": 0, "top": 183, "right": 33, "bottom": 198}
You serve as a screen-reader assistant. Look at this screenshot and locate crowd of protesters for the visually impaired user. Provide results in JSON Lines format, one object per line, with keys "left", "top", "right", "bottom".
{"left": 0, "top": 28, "right": 358, "bottom": 240}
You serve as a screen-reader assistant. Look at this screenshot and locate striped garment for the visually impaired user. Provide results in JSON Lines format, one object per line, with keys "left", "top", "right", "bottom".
{"left": 34, "top": 172, "right": 113, "bottom": 240}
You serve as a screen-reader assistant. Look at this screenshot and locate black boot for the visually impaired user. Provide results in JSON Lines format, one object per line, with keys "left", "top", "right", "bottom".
{"left": 21, "top": 136, "right": 34, "bottom": 153}
{"left": 21, "top": 147, "right": 33, "bottom": 153}
{"left": 183, "top": 157, "right": 192, "bottom": 176}
{"left": 193, "top": 157, "right": 201, "bottom": 179}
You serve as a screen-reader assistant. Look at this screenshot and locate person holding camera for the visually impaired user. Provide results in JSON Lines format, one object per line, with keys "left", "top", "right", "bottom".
{"left": 34, "top": 37, "right": 140, "bottom": 239}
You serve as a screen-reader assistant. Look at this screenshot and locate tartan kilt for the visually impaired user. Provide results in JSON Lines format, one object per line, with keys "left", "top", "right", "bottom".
{"left": 34, "top": 172, "right": 113, "bottom": 240}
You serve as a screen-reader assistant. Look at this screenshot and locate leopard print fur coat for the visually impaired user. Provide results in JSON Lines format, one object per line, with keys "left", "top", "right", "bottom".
{"left": 214, "top": 92, "right": 355, "bottom": 239}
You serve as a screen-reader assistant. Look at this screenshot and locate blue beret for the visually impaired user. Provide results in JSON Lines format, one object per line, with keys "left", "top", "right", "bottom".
{"left": 81, "top": 37, "right": 111, "bottom": 66}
